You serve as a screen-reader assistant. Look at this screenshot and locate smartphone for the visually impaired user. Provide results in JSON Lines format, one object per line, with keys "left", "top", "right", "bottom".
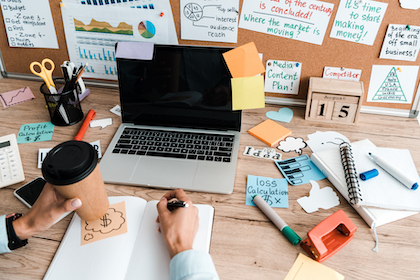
{"left": 14, "top": 177, "right": 46, "bottom": 208}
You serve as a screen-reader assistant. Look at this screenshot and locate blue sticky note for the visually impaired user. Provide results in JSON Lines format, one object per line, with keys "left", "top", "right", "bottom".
{"left": 17, "top": 122, "right": 55, "bottom": 144}
{"left": 246, "top": 175, "right": 289, "bottom": 208}
{"left": 275, "top": 154, "right": 326, "bottom": 186}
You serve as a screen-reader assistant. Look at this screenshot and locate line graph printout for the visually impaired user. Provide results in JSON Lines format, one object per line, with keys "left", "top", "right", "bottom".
{"left": 61, "top": 3, "right": 174, "bottom": 80}
{"left": 0, "top": 87, "right": 35, "bottom": 108}
{"left": 180, "top": 0, "right": 240, "bottom": 43}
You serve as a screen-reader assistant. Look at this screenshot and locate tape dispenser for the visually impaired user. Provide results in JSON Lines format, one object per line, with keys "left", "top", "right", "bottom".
{"left": 300, "top": 210, "right": 356, "bottom": 262}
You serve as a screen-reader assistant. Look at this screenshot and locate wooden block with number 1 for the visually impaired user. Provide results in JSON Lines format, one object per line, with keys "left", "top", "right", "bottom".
{"left": 305, "top": 77, "right": 364, "bottom": 125}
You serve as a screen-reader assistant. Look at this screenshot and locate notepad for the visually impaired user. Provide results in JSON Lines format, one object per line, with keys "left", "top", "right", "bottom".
{"left": 311, "top": 139, "right": 419, "bottom": 227}
{"left": 248, "top": 119, "right": 291, "bottom": 147}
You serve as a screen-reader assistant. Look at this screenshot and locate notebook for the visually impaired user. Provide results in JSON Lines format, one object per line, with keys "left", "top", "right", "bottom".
{"left": 100, "top": 43, "right": 242, "bottom": 194}
{"left": 44, "top": 196, "right": 214, "bottom": 280}
{"left": 311, "top": 139, "right": 419, "bottom": 227}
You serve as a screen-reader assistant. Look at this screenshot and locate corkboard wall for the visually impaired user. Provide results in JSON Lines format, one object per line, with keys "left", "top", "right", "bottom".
{"left": 0, "top": 0, "right": 419, "bottom": 110}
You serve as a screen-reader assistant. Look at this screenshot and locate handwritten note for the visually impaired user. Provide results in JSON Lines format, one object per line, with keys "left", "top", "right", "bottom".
{"left": 239, "top": 0, "right": 334, "bottom": 45}
{"left": 380, "top": 24, "right": 420, "bottom": 62}
{"left": 265, "top": 60, "right": 301, "bottom": 95}
{"left": 180, "top": 0, "right": 239, "bottom": 43}
{"left": 0, "top": 87, "right": 35, "bottom": 108}
{"left": 246, "top": 175, "right": 288, "bottom": 208}
{"left": 330, "top": 0, "right": 387, "bottom": 45}
{"left": 17, "top": 122, "right": 54, "bottom": 144}
{"left": 0, "top": 0, "right": 58, "bottom": 48}
{"left": 323, "top": 66, "right": 361, "bottom": 81}
{"left": 367, "top": 65, "right": 419, "bottom": 104}
{"left": 81, "top": 201, "right": 128, "bottom": 246}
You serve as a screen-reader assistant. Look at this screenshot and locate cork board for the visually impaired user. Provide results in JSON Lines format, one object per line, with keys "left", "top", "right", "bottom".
{"left": 0, "top": 0, "right": 419, "bottom": 112}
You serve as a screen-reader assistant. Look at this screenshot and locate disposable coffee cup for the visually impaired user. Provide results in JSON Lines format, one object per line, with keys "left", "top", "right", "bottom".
{"left": 42, "top": 140, "right": 109, "bottom": 221}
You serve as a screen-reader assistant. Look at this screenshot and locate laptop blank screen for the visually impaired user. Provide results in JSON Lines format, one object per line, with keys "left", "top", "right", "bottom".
{"left": 116, "top": 44, "right": 241, "bottom": 131}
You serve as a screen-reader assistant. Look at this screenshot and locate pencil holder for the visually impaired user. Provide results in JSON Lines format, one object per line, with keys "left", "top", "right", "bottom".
{"left": 41, "top": 78, "right": 83, "bottom": 126}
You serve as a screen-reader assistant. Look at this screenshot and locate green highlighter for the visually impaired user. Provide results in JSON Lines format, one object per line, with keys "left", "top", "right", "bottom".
{"left": 252, "top": 195, "right": 301, "bottom": 245}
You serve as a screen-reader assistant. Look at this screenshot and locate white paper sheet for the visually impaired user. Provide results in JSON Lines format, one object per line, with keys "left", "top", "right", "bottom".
{"left": 380, "top": 24, "right": 420, "bottom": 62}
{"left": 0, "top": 0, "right": 58, "bottom": 49}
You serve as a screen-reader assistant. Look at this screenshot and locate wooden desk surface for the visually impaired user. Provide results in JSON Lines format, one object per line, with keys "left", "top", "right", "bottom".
{"left": 0, "top": 78, "right": 419, "bottom": 279}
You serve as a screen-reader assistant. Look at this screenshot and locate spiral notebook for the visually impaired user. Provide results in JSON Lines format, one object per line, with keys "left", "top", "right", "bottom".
{"left": 311, "top": 139, "right": 419, "bottom": 227}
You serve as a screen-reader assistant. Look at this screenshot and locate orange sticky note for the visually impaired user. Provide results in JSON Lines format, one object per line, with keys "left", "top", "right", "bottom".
{"left": 222, "top": 42, "right": 265, "bottom": 78}
{"left": 248, "top": 119, "right": 291, "bottom": 147}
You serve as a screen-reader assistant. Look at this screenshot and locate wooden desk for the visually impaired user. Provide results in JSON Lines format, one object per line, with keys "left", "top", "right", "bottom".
{"left": 0, "top": 78, "right": 419, "bottom": 279}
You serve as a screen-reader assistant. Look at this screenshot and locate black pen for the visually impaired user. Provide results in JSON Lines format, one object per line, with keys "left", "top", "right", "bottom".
{"left": 167, "top": 200, "right": 189, "bottom": 210}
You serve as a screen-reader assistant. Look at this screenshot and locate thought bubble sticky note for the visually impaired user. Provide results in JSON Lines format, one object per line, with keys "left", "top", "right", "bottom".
{"left": 81, "top": 201, "right": 128, "bottom": 246}
{"left": 222, "top": 42, "right": 265, "bottom": 78}
{"left": 232, "top": 76, "right": 265, "bottom": 110}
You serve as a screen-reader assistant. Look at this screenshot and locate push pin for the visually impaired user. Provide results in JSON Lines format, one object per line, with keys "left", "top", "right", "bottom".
{"left": 406, "top": 25, "right": 410, "bottom": 30}
{"left": 397, "top": 67, "right": 402, "bottom": 72}
{"left": 296, "top": 63, "right": 300, "bottom": 67}
{"left": 340, "top": 67, "right": 345, "bottom": 71}
{"left": 160, "top": 12, "right": 164, "bottom": 17}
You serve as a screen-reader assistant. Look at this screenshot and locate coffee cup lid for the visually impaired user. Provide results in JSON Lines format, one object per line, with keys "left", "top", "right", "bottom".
{"left": 42, "top": 140, "right": 98, "bottom": 185}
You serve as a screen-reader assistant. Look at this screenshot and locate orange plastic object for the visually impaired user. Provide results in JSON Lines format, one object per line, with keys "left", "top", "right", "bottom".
{"left": 300, "top": 210, "right": 357, "bottom": 262}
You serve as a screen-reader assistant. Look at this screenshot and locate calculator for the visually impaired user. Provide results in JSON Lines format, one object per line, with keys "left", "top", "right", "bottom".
{"left": 0, "top": 134, "right": 25, "bottom": 188}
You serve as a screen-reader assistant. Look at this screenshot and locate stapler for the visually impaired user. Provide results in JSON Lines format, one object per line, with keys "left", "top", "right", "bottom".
{"left": 300, "top": 210, "right": 357, "bottom": 262}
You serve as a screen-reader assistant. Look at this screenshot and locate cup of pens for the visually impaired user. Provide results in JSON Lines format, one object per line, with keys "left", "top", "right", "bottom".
{"left": 41, "top": 78, "right": 84, "bottom": 126}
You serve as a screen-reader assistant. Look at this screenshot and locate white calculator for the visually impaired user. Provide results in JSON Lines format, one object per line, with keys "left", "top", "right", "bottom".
{"left": 0, "top": 134, "right": 25, "bottom": 188}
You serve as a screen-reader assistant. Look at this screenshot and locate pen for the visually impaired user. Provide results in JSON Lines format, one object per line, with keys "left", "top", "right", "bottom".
{"left": 74, "top": 109, "right": 96, "bottom": 141}
{"left": 252, "top": 195, "right": 301, "bottom": 245}
{"left": 368, "top": 153, "right": 419, "bottom": 190}
{"left": 167, "top": 200, "right": 189, "bottom": 210}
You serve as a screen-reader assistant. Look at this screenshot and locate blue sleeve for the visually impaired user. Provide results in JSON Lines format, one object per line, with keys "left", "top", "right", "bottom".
{"left": 0, "top": 215, "right": 12, "bottom": 254}
{"left": 170, "top": 250, "right": 219, "bottom": 280}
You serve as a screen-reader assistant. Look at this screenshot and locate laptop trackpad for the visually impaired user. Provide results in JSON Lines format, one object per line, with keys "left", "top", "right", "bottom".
{"left": 131, "top": 157, "right": 197, "bottom": 188}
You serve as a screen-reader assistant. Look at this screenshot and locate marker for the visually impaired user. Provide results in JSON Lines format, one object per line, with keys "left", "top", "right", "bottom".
{"left": 252, "top": 195, "right": 301, "bottom": 245}
{"left": 74, "top": 109, "right": 96, "bottom": 141}
{"left": 368, "top": 153, "right": 418, "bottom": 190}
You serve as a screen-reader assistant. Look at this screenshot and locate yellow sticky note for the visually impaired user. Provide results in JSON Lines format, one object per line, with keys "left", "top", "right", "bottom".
{"left": 81, "top": 201, "right": 128, "bottom": 246}
{"left": 222, "top": 42, "right": 265, "bottom": 78}
{"left": 232, "top": 76, "right": 265, "bottom": 110}
{"left": 284, "top": 254, "right": 344, "bottom": 280}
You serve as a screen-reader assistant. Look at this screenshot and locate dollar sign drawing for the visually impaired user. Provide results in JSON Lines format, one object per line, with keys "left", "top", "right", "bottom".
{"left": 100, "top": 213, "right": 112, "bottom": 228}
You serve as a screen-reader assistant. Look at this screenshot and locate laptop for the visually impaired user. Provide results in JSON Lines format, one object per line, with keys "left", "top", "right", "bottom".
{"left": 99, "top": 42, "right": 242, "bottom": 194}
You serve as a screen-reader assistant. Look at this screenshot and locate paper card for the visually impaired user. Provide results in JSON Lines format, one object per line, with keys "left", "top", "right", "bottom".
{"left": 0, "top": 0, "right": 58, "bottom": 49}
{"left": 243, "top": 146, "right": 282, "bottom": 161}
{"left": 380, "top": 24, "right": 420, "bottom": 62}
{"left": 90, "top": 118, "right": 113, "bottom": 129}
{"left": 265, "top": 60, "right": 301, "bottom": 95}
{"left": 239, "top": 0, "right": 334, "bottom": 45}
{"left": 222, "top": 42, "right": 265, "bottom": 78}
{"left": 275, "top": 155, "right": 326, "bottom": 186}
{"left": 323, "top": 66, "right": 362, "bottom": 81}
{"left": 0, "top": 87, "right": 35, "bottom": 108}
{"left": 330, "top": 0, "right": 388, "bottom": 45}
{"left": 277, "top": 137, "right": 307, "bottom": 155}
{"left": 297, "top": 180, "right": 340, "bottom": 213}
{"left": 399, "top": 0, "right": 420, "bottom": 10}
{"left": 246, "top": 175, "right": 288, "bottom": 208}
{"left": 266, "top": 107, "right": 293, "bottom": 123}
{"left": 115, "top": 42, "right": 154, "bottom": 60}
{"left": 180, "top": 0, "right": 240, "bottom": 43}
{"left": 37, "top": 140, "right": 102, "bottom": 168}
{"left": 284, "top": 253, "right": 344, "bottom": 280}
{"left": 367, "top": 65, "right": 419, "bottom": 103}
{"left": 110, "top": 105, "right": 121, "bottom": 116}
{"left": 81, "top": 201, "right": 128, "bottom": 246}
{"left": 231, "top": 76, "right": 265, "bottom": 110}
{"left": 17, "top": 122, "right": 54, "bottom": 144}
{"left": 307, "top": 131, "right": 350, "bottom": 153}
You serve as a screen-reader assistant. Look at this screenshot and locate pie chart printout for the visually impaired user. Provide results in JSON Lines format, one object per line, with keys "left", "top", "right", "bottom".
{"left": 138, "top": 20, "right": 156, "bottom": 39}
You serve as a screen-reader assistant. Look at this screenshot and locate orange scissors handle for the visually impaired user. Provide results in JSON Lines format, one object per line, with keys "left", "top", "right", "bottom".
{"left": 30, "top": 58, "right": 55, "bottom": 88}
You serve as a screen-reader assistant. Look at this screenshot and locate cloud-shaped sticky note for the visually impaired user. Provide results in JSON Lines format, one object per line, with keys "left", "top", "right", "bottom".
{"left": 277, "top": 137, "right": 307, "bottom": 155}
{"left": 297, "top": 180, "right": 340, "bottom": 213}
{"left": 90, "top": 118, "right": 113, "bottom": 129}
{"left": 400, "top": 0, "right": 420, "bottom": 9}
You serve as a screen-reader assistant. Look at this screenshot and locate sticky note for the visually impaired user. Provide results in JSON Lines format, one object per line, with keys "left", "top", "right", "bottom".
{"left": 284, "top": 253, "right": 344, "bottom": 280}
{"left": 248, "top": 119, "right": 291, "bottom": 147}
{"left": 0, "top": 87, "right": 35, "bottom": 108}
{"left": 246, "top": 175, "right": 288, "bottom": 208}
{"left": 17, "top": 122, "right": 54, "bottom": 144}
{"left": 222, "top": 42, "right": 265, "bottom": 78}
{"left": 231, "top": 76, "right": 265, "bottom": 110}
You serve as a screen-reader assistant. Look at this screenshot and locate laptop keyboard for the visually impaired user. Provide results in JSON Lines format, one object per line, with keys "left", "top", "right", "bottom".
{"left": 112, "top": 128, "right": 234, "bottom": 162}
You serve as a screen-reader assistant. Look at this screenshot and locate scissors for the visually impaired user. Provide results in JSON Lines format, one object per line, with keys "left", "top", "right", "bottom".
{"left": 30, "top": 58, "right": 57, "bottom": 93}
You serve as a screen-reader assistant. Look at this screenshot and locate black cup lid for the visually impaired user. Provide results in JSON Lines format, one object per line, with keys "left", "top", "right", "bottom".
{"left": 42, "top": 140, "right": 98, "bottom": 185}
